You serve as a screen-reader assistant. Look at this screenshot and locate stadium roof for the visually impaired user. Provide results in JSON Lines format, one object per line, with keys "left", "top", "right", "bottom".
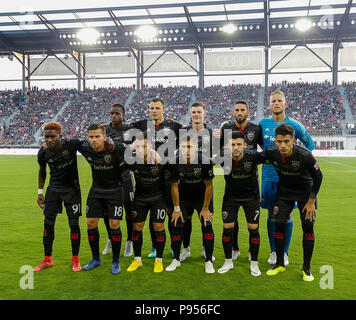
{"left": 0, "top": 0, "right": 356, "bottom": 54}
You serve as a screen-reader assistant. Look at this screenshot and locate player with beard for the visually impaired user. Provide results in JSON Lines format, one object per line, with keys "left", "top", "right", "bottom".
{"left": 179, "top": 102, "right": 217, "bottom": 262}
{"left": 128, "top": 98, "right": 182, "bottom": 258}
{"left": 259, "top": 91, "right": 314, "bottom": 266}
{"left": 79, "top": 124, "right": 126, "bottom": 275}
{"left": 101, "top": 104, "right": 135, "bottom": 258}
{"left": 34, "top": 122, "right": 82, "bottom": 272}
{"left": 218, "top": 101, "right": 262, "bottom": 260}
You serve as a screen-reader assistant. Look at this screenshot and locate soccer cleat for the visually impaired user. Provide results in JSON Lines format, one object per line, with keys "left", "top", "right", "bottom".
{"left": 202, "top": 247, "right": 216, "bottom": 262}
{"left": 266, "top": 265, "right": 286, "bottom": 276}
{"left": 82, "top": 259, "right": 102, "bottom": 271}
{"left": 180, "top": 247, "right": 191, "bottom": 262}
{"left": 154, "top": 260, "right": 164, "bottom": 273}
{"left": 112, "top": 261, "right": 121, "bottom": 275}
{"left": 124, "top": 240, "right": 133, "bottom": 257}
{"left": 232, "top": 249, "right": 241, "bottom": 260}
{"left": 284, "top": 253, "right": 290, "bottom": 266}
{"left": 250, "top": 261, "right": 261, "bottom": 277}
{"left": 302, "top": 269, "right": 314, "bottom": 282}
{"left": 268, "top": 251, "right": 277, "bottom": 265}
{"left": 147, "top": 247, "right": 157, "bottom": 258}
{"left": 71, "top": 256, "right": 82, "bottom": 272}
{"left": 127, "top": 259, "right": 142, "bottom": 272}
{"left": 165, "top": 259, "right": 181, "bottom": 272}
{"left": 33, "top": 257, "right": 53, "bottom": 272}
{"left": 218, "top": 260, "right": 234, "bottom": 274}
{"left": 205, "top": 261, "right": 215, "bottom": 274}
{"left": 102, "top": 239, "right": 112, "bottom": 255}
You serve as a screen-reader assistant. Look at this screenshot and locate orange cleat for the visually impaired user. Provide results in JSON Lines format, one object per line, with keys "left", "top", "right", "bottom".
{"left": 72, "top": 256, "right": 82, "bottom": 272}
{"left": 33, "top": 257, "right": 53, "bottom": 272}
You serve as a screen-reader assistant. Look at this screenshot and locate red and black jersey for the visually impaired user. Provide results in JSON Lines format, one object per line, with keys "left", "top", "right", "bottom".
{"left": 263, "top": 144, "right": 323, "bottom": 201}
{"left": 220, "top": 121, "right": 262, "bottom": 150}
{"left": 218, "top": 149, "right": 265, "bottom": 201}
{"left": 78, "top": 141, "right": 126, "bottom": 200}
{"left": 37, "top": 139, "right": 81, "bottom": 192}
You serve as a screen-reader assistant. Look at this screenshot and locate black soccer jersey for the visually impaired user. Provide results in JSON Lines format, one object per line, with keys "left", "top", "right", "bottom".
{"left": 78, "top": 141, "right": 126, "bottom": 199}
{"left": 128, "top": 119, "right": 182, "bottom": 151}
{"left": 105, "top": 122, "right": 134, "bottom": 184}
{"left": 123, "top": 161, "right": 166, "bottom": 203}
{"left": 170, "top": 153, "right": 214, "bottom": 201}
{"left": 220, "top": 121, "right": 262, "bottom": 150}
{"left": 263, "top": 145, "right": 323, "bottom": 201}
{"left": 219, "top": 149, "right": 265, "bottom": 201}
{"left": 181, "top": 125, "right": 215, "bottom": 156}
{"left": 37, "top": 139, "right": 81, "bottom": 192}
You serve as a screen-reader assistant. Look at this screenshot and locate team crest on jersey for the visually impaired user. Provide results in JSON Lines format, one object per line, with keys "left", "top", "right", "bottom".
{"left": 151, "top": 166, "right": 159, "bottom": 176}
{"left": 104, "top": 154, "right": 112, "bottom": 164}
{"left": 273, "top": 206, "right": 279, "bottom": 215}
{"left": 123, "top": 132, "right": 130, "bottom": 141}
{"left": 244, "top": 162, "right": 252, "bottom": 173}
{"left": 163, "top": 128, "right": 171, "bottom": 135}
{"left": 222, "top": 211, "right": 228, "bottom": 220}
{"left": 202, "top": 136, "right": 210, "bottom": 145}
{"left": 246, "top": 131, "right": 255, "bottom": 141}
{"left": 193, "top": 168, "right": 202, "bottom": 178}
{"left": 292, "top": 161, "right": 300, "bottom": 171}
{"left": 131, "top": 210, "right": 138, "bottom": 219}
{"left": 62, "top": 150, "right": 71, "bottom": 160}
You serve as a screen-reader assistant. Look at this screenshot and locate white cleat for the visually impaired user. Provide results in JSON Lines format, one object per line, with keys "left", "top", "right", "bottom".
{"left": 268, "top": 251, "right": 276, "bottom": 265}
{"left": 180, "top": 247, "right": 191, "bottom": 262}
{"left": 202, "top": 247, "right": 216, "bottom": 262}
{"left": 218, "top": 260, "right": 234, "bottom": 274}
{"left": 205, "top": 261, "right": 215, "bottom": 274}
{"left": 102, "top": 239, "right": 112, "bottom": 255}
{"left": 165, "top": 259, "right": 181, "bottom": 271}
{"left": 232, "top": 249, "right": 240, "bottom": 260}
{"left": 124, "top": 240, "right": 133, "bottom": 257}
{"left": 250, "top": 261, "right": 261, "bottom": 277}
{"left": 284, "top": 253, "right": 289, "bottom": 266}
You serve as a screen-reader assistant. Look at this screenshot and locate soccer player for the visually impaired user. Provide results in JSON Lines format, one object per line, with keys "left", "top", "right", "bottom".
{"left": 34, "top": 122, "right": 82, "bottom": 272}
{"left": 264, "top": 124, "right": 322, "bottom": 281}
{"left": 219, "top": 100, "right": 262, "bottom": 260}
{"left": 128, "top": 98, "right": 182, "bottom": 258}
{"left": 125, "top": 134, "right": 168, "bottom": 273}
{"left": 102, "top": 103, "right": 135, "bottom": 258}
{"left": 179, "top": 102, "right": 216, "bottom": 262}
{"left": 259, "top": 90, "right": 314, "bottom": 266}
{"left": 167, "top": 134, "right": 215, "bottom": 274}
{"left": 79, "top": 124, "right": 126, "bottom": 275}
{"left": 216, "top": 131, "right": 264, "bottom": 276}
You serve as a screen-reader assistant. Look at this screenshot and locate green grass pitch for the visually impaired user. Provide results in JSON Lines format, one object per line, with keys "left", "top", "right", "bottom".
{"left": 0, "top": 155, "right": 355, "bottom": 300}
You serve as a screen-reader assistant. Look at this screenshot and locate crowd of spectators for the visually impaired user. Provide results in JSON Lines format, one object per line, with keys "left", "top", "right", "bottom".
{"left": 342, "top": 81, "right": 356, "bottom": 116}
{"left": 0, "top": 81, "right": 353, "bottom": 146}
{"left": 265, "top": 81, "right": 345, "bottom": 135}
{"left": 195, "top": 84, "right": 260, "bottom": 128}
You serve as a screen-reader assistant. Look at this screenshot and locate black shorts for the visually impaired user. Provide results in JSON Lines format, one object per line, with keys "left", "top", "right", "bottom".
{"left": 44, "top": 186, "right": 82, "bottom": 219}
{"left": 180, "top": 198, "right": 214, "bottom": 226}
{"left": 273, "top": 198, "right": 318, "bottom": 223}
{"left": 131, "top": 197, "right": 167, "bottom": 224}
{"left": 86, "top": 198, "right": 124, "bottom": 220}
{"left": 222, "top": 197, "right": 260, "bottom": 225}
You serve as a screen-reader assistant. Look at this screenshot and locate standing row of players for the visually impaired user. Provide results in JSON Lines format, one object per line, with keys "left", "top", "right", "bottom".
{"left": 34, "top": 90, "right": 323, "bottom": 281}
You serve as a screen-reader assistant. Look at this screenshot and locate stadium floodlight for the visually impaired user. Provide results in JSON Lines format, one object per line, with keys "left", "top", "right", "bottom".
{"left": 222, "top": 23, "right": 237, "bottom": 34}
{"left": 77, "top": 28, "right": 100, "bottom": 45}
{"left": 295, "top": 18, "right": 312, "bottom": 32}
{"left": 135, "top": 25, "right": 158, "bottom": 41}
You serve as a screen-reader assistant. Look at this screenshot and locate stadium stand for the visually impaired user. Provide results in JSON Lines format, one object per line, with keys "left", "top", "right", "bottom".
{"left": 342, "top": 82, "right": 356, "bottom": 117}
{"left": 265, "top": 81, "right": 345, "bottom": 135}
